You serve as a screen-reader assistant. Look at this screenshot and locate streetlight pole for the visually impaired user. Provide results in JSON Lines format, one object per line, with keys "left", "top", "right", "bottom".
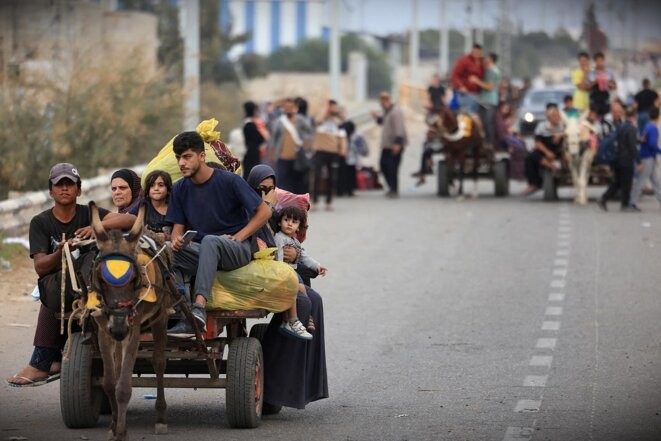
{"left": 439, "top": 0, "right": 449, "bottom": 77}
{"left": 409, "top": 0, "right": 419, "bottom": 84}
{"left": 180, "top": 0, "right": 200, "bottom": 131}
{"left": 329, "top": 0, "right": 341, "bottom": 100}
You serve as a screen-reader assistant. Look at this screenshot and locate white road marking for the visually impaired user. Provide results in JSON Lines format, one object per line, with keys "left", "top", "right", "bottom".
{"left": 550, "top": 279, "right": 566, "bottom": 288}
{"left": 530, "top": 355, "right": 553, "bottom": 367}
{"left": 523, "top": 375, "right": 548, "bottom": 387}
{"left": 558, "top": 226, "right": 571, "bottom": 233}
{"left": 556, "top": 249, "right": 570, "bottom": 256}
{"left": 557, "top": 233, "right": 571, "bottom": 240}
{"left": 542, "top": 321, "right": 561, "bottom": 330}
{"left": 514, "top": 400, "right": 541, "bottom": 412}
{"left": 545, "top": 306, "right": 563, "bottom": 316}
{"left": 548, "top": 293, "right": 565, "bottom": 301}
{"left": 503, "top": 427, "right": 534, "bottom": 441}
{"left": 536, "top": 338, "right": 557, "bottom": 349}
{"left": 557, "top": 240, "right": 570, "bottom": 248}
{"left": 559, "top": 219, "right": 571, "bottom": 225}
{"left": 553, "top": 268, "right": 568, "bottom": 277}
{"left": 554, "top": 258, "right": 569, "bottom": 267}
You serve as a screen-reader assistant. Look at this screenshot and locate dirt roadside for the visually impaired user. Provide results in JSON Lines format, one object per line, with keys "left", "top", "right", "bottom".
{"left": 0, "top": 249, "right": 43, "bottom": 377}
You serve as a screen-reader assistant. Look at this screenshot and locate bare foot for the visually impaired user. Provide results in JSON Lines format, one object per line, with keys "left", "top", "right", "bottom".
{"left": 7, "top": 365, "right": 50, "bottom": 385}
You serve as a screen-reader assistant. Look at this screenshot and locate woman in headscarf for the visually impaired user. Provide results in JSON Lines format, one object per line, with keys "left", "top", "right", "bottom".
{"left": 110, "top": 168, "right": 143, "bottom": 214}
{"left": 246, "top": 165, "right": 329, "bottom": 411}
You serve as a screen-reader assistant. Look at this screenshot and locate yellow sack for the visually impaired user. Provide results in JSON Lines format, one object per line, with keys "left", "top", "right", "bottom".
{"left": 207, "top": 259, "right": 299, "bottom": 312}
{"left": 141, "top": 118, "right": 242, "bottom": 187}
{"left": 461, "top": 114, "right": 473, "bottom": 138}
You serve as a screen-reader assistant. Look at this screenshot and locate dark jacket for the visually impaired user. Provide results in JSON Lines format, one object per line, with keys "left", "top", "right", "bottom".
{"left": 616, "top": 120, "right": 640, "bottom": 167}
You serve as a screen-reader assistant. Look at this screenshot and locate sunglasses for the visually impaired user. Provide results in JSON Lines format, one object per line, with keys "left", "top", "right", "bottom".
{"left": 256, "top": 186, "right": 275, "bottom": 195}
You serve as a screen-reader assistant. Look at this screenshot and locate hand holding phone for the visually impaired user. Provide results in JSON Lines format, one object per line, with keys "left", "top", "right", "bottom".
{"left": 181, "top": 230, "right": 197, "bottom": 245}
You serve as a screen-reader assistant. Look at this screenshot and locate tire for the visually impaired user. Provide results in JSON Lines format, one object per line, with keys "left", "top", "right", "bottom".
{"left": 226, "top": 337, "right": 263, "bottom": 428}
{"left": 249, "top": 323, "right": 269, "bottom": 342}
{"left": 493, "top": 160, "right": 509, "bottom": 197}
{"left": 60, "top": 333, "right": 103, "bottom": 428}
{"left": 542, "top": 169, "right": 557, "bottom": 201}
{"left": 437, "top": 160, "right": 450, "bottom": 197}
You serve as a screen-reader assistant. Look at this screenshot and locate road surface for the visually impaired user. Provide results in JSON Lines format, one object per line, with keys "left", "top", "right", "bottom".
{"left": 1, "top": 135, "right": 660, "bottom": 441}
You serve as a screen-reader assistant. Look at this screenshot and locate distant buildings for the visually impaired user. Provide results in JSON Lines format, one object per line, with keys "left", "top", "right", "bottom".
{"left": 224, "top": 0, "right": 328, "bottom": 59}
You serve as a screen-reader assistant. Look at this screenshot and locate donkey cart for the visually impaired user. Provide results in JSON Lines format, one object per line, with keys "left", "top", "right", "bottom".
{"left": 60, "top": 308, "right": 271, "bottom": 430}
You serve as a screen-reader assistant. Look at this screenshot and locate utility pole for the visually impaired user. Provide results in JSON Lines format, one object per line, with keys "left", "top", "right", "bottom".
{"left": 329, "top": 0, "right": 341, "bottom": 100}
{"left": 180, "top": 0, "right": 200, "bottom": 131}
{"left": 439, "top": 0, "right": 449, "bottom": 77}
{"left": 409, "top": 0, "right": 419, "bottom": 83}
{"left": 464, "top": 1, "right": 472, "bottom": 53}
{"left": 496, "top": 0, "right": 512, "bottom": 78}
{"left": 475, "top": 0, "right": 484, "bottom": 45}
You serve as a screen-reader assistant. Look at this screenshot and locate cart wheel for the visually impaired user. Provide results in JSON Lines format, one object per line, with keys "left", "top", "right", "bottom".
{"left": 437, "top": 160, "right": 450, "bottom": 197}
{"left": 249, "top": 323, "right": 269, "bottom": 342}
{"left": 542, "top": 169, "right": 557, "bottom": 201}
{"left": 493, "top": 160, "right": 509, "bottom": 197}
{"left": 226, "top": 337, "right": 263, "bottom": 428}
{"left": 60, "top": 332, "right": 103, "bottom": 428}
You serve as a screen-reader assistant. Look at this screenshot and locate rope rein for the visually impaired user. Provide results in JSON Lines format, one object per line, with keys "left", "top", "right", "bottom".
{"left": 63, "top": 242, "right": 170, "bottom": 360}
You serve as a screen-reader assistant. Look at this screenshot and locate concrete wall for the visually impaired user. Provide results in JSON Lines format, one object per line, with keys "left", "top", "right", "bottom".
{"left": 0, "top": 0, "right": 158, "bottom": 85}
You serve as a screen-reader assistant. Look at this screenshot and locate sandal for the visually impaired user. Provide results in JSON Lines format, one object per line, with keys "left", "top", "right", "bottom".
{"left": 307, "top": 317, "right": 316, "bottom": 334}
{"left": 6, "top": 372, "right": 60, "bottom": 388}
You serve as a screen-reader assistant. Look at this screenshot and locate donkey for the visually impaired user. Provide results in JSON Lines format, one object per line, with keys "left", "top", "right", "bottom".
{"left": 435, "top": 106, "right": 484, "bottom": 198}
{"left": 89, "top": 201, "right": 176, "bottom": 441}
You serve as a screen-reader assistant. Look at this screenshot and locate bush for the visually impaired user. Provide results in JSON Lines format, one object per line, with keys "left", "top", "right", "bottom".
{"left": 239, "top": 53, "right": 270, "bottom": 79}
{"left": 0, "top": 52, "right": 182, "bottom": 199}
{"left": 268, "top": 36, "right": 392, "bottom": 98}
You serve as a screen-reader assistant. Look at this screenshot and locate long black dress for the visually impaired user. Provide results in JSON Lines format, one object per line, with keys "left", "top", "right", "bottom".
{"left": 261, "top": 287, "right": 328, "bottom": 409}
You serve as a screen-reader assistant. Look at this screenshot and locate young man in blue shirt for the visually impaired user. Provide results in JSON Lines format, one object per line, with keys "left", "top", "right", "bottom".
{"left": 166, "top": 131, "right": 272, "bottom": 336}
{"left": 629, "top": 106, "right": 661, "bottom": 210}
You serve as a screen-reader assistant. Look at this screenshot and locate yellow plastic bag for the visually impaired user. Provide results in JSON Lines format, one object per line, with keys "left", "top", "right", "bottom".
{"left": 141, "top": 118, "right": 241, "bottom": 187}
{"left": 207, "top": 259, "right": 298, "bottom": 312}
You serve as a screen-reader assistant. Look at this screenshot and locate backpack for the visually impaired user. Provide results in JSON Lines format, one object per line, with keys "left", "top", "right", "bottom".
{"left": 597, "top": 124, "right": 621, "bottom": 164}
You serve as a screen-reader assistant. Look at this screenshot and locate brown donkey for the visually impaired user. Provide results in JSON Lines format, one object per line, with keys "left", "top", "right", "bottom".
{"left": 89, "top": 201, "right": 176, "bottom": 441}
{"left": 436, "top": 107, "right": 484, "bottom": 198}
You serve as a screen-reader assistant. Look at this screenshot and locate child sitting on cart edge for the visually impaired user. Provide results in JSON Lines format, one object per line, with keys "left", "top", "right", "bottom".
{"left": 274, "top": 205, "right": 327, "bottom": 340}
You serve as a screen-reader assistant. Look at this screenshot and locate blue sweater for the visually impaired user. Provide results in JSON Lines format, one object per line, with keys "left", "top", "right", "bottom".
{"left": 640, "top": 122, "right": 659, "bottom": 160}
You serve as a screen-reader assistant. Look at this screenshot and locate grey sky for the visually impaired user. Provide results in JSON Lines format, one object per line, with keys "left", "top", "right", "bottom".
{"left": 339, "top": 0, "right": 661, "bottom": 50}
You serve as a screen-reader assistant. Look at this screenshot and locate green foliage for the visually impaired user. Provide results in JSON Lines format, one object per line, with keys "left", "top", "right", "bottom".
{"left": 239, "top": 53, "right": 270, "bottom": 79}
{"left": 268, "top": 36, "right": 392, "bottom": 98}
{"left": 0, "top": 55, "right": 182, "bottom": 199}
{"left": 269, "top": 39, "right": 330, "bottom": 72}
{"left": 404, "top": 27, "right": 580, "bottom": 80}
{"left": 200, "top": 82, "right": 247, "bottom": 142}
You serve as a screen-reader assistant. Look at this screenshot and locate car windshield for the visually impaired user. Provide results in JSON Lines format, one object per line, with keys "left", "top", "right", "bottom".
{"left": 526, "top": 90, "right": 570, "bottom": 106}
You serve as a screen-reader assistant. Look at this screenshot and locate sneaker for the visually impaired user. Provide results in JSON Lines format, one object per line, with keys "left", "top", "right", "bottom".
{"left": 191, "top": 303, "right": 207, "bottom": 333}
{"left": 279, "top": 319, "right": 312, "bottom": 340}
{"left": 307, "top": 317, "right": 316, "bottom": 334}
{"left": 621, "top": 205, "right": 640, "bottom": 212}
{"left": 167, "top": 320, "right": 195, "bottom": 338}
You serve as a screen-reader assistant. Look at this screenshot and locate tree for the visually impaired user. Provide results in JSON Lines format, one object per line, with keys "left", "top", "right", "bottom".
{"left": 581, "top": 2, "right": 608, "bottom": 54}
{"left": 267, "top": 36, "right": 392, "bottom": 98}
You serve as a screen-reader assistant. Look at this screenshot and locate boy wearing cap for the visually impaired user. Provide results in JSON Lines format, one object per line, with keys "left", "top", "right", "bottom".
{"left": 6, "top": 163, "right": 135, "bottom": 387}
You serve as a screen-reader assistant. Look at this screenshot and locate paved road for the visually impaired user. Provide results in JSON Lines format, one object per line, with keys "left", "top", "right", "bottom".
{"left": 1, "top": 143, "right": 661, "bottom": 441}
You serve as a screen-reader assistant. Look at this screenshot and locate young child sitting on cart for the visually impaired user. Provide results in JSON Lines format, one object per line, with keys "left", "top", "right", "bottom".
{"left": 274, "top": 205, "right": 328, "bottom": 340}
{"left": 142, "top": 170, "right": 174, "bottom": 240}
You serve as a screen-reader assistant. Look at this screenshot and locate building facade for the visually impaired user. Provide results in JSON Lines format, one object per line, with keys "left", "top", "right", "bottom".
{"left": 225, "top": 0, "right": 328, "bottom": 59}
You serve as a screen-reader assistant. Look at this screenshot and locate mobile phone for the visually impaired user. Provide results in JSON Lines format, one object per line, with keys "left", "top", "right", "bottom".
{"left": 181, "top": 230, "right": 197, "bottom": 245}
